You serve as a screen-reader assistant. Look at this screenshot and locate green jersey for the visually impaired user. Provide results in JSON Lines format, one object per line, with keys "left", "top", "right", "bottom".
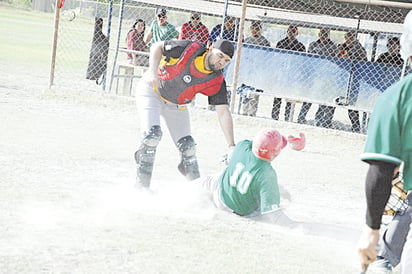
{"left": 219, "top": 140, "right": 281, "bottom": 216}
{"left": 149, "top": 20, "right": 179, "bottom": 44}
{"left": 361, "top": 73, "right": 412, "bottom": 190}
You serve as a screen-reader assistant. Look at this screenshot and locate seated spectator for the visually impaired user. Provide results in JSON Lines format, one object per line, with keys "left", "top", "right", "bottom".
{"left": 208, "top": 16, "right": 238, "bottom": 46}
{"left": 272, "top": 26, "right": 306, "bottom": 122}
{"left": 241, "top": 21, "right": 270, "bottom": 117}
{"left": 144, "top": 8, "right": 179, "bottom": 45}
{"left": 299, "top": 28, "right": 339, "bottom": 128}
{"left": 179, "top": 12, "right": 209, "bottom": 45}
{"left": 376, "top": 36, "right": 403, "bottom": 66}
{"left": 126, "top": 19, "right": 148, "bottom": 66}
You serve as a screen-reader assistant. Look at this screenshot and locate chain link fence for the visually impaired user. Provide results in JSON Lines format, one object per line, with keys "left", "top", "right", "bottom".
{"left": 49, "top": 0, "right": 410, "bottom": 133}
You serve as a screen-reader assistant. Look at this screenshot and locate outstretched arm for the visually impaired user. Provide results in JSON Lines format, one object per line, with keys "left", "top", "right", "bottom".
{"left": 357, "top": 160, "right": 396, "bottom": 273}
{"left": 215, "top": 104, "right": 235, "bottom": 147}
{"left": 251, "top": 209, "right": 299, "bottom": 228}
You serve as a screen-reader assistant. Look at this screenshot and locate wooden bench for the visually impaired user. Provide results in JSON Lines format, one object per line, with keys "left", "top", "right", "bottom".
{"left": 111, "top": 48, "right": 149, "bottom": 96}
{"left": 114, "top": 63, "right": 147, "bottom": 96}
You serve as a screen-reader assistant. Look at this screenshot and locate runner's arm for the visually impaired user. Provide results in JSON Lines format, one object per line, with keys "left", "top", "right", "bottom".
{"left": 215, "top": 104, "right": 235, "bottom": 147}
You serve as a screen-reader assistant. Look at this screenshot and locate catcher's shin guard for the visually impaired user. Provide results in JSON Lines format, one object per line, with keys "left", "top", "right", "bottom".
{"left": 177, "top": 135, "right": 200, "bottom": 181}
{"left": 134, "top": 125, "right": 162, "bottom": 188}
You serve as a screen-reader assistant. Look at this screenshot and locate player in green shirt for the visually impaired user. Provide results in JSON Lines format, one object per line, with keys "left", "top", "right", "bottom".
{"left": 196, "top": 128, "right": 297, "bottom": 226}
{"left": 357, "top": 10, "right": 412, "bottom": 273}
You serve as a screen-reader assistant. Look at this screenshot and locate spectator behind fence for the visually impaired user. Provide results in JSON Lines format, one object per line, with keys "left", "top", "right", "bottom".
{"left": 376, "top": 36, "right": 403, "bottom": 66}
{"left": 144, "top": 8, "right": 179, "bottom": 45}
{"left": 86, "top": 17, "right": 109, "bottom": 84}
{"left": 179, "top": 12, "right": 209, "bottom": 45}
{"left": 208, "top": 16, "right": 238, "bottom": 46}
{"left": 338, "top": 31, "right": 368, "bottom": 133}
{"left": 126, "top": 19, "right": 148, "bottom": 66}
{"left": 298, "top": 28, "right": 339, "bottom": 128}
{"left": 244, "top": 21, "right": 270, "bottom": 47}
{"left": 271, "top": 25, "right": 306, "bottom": 122}
{"left": 241, "top": 21, "right": 271, "bottom": 117}
{"left": 338, "top": 31, "right": 367, "bottom": 60}
{"left": 207, "top": 16, "right": 238, "bottom": 111}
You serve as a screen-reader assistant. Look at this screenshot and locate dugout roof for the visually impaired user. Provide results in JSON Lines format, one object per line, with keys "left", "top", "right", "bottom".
{"left": 132, "top": 0, "right": 409, "bottom": 33}
{"left": 242, "top": 0, "right": 411, "bottom": 23}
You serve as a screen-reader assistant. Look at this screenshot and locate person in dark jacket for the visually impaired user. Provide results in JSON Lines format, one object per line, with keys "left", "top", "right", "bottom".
{"left": 376, "top": 36, "right": 403, "bottom": 66}
{"left": 86, "top": 18, "right": 109, "bottom": 84}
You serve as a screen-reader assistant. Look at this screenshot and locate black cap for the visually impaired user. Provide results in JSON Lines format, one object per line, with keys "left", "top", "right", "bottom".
{"left": 156, "top": 8, "right": 167, "bottom": 17}
{"left": 213, "top": 39, "right": 234, "bottom": 58}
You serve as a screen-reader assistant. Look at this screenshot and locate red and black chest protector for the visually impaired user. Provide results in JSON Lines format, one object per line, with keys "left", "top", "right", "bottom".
{"left": 157, "top": 42, "right": 224, "bottom": 105}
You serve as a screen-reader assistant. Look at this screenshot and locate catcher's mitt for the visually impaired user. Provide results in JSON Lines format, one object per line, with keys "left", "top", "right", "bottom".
{"left": 383, "top": 172, "right": 409, "bottom": 216}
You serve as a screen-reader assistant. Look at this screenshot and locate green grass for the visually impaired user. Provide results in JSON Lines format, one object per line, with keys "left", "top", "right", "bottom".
{"left": 0, "top": 4, "right": 222, "bottom": 83}
{"left": 0, "top": 4, "right": 55, "bottom": 69}
{"left": 0, "top": 3, "right": 99, "bottom": 74}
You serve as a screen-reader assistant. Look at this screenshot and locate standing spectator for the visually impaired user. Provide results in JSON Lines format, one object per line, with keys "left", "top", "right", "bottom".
{"left": 298, "top": 28, "right": 339, "bottom": 128}
{"left": 134, "top": 39, "right": 235, "bottom": 188}
{"left": 144, "top": 8, "right": 179, "bottom": 45}
{"left": 244, "top": 21, "right": 270, "bottom": 47}
{"left": 207, "top": 16, "right": 238, "bottom": 111}
{"left": 179, "top": 12, "right": 209, "bottom": 45}
{"left": 126, "top": 19, "right": 148, "bottom": 66}
{"left": 275, "top": 26, "right": 306, "bottom": 52}
{"left": 208, "top": 16, "right": 238, "bottom": 46}
{"left": 376, "top": 36, "right": 403, "bottom": 65}
{"left": 241, "top": 21, "right": 270, "bottom": 117}
{"left": 338, "top": 31, "right": 368, "bottom": 133}
{"left": 338, "top": 31, "right": 367, "bottom": 60}
{"left": 356, "top": 11, "right": 412, "bottom": 273}
{"left": 271, "top": 25, "right": 306, "bottom": 122}
{"left": 86, "top": 17, "right": 109, "bottom": 84}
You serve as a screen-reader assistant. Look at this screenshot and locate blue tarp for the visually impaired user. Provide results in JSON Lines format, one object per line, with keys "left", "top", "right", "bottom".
{"left": 225, "top": 44, "right": 405, "bottom": 110}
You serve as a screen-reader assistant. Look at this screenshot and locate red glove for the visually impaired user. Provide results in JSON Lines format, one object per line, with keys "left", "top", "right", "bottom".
{"left": 287, "top": 133, "right": 305, "bottom": 151}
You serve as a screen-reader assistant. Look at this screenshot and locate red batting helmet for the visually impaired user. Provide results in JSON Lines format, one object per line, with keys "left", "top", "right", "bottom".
{"left": 252, "top": 128, "right": 287, "bottom": 161}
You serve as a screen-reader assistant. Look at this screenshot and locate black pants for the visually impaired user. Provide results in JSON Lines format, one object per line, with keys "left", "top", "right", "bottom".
{"left": 297, "top": 102, "right": 312, "bottom": 123}
{"left": 314, "top": 105, "right": 336, "bottom": 128}
{"left": 348, "top": 109, "right": 361, "bottom": 133}
{"left": 272, "top": 98, "right": 292, "bottom": 121}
